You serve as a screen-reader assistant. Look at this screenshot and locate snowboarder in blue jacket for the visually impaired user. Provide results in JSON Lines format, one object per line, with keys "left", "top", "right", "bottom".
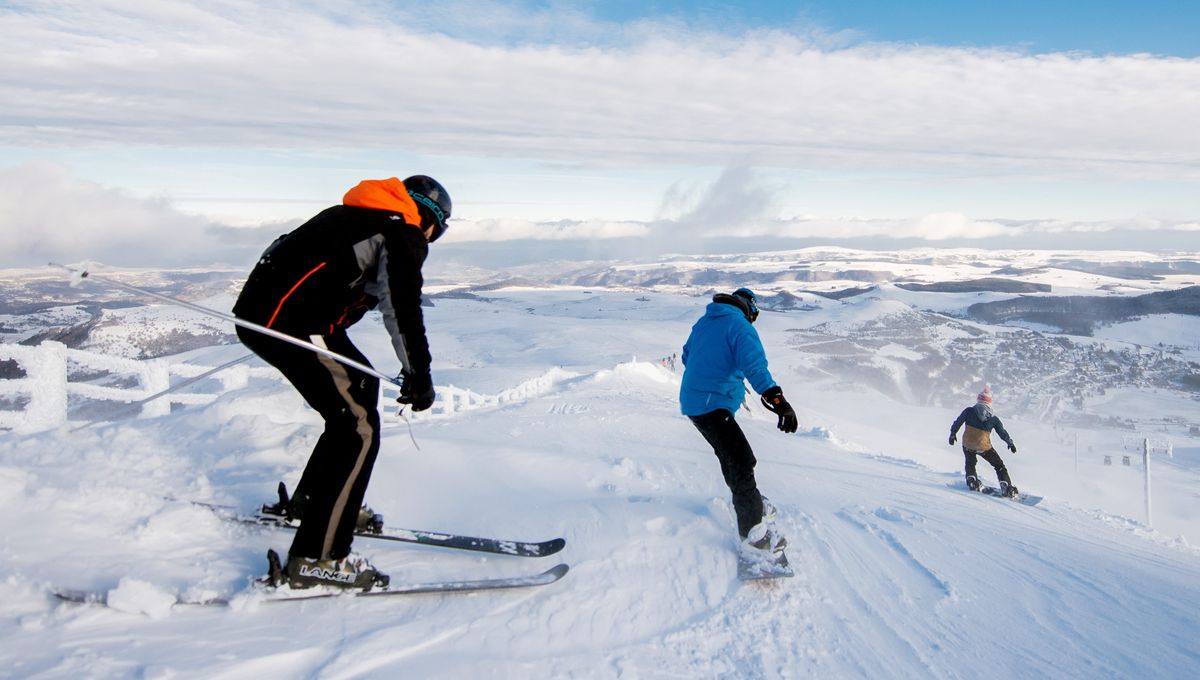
{"left": 680, "top": 288, "right": 798, "bottom": 554}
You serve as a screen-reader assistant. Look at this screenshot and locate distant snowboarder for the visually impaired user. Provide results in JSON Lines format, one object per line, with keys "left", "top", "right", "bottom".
{"left": 680, "top": 288, "right": 798, "bottom": 567}
{"left": 232, "top": 175, "right": 451, "bottom": 590}
{"left": 949, "top": 386, "right": 1020, "bottom": 497}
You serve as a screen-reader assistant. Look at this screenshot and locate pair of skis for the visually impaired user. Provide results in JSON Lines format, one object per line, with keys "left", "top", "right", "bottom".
{"left": 242, "top": 483, "right": 565, "bottom": 558}
{"left": 54, "top": 563, "right": 571, "bottom": 607}
{"left": 54, "top": 494, "right": 569, "bottom": 607}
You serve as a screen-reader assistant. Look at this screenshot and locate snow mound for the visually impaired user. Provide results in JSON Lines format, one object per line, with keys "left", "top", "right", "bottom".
{"left": 105, "top": 578, "right": 176, "bottom": 618}
{"left": 591, "top": 359, "right": 677, "bottom": 386}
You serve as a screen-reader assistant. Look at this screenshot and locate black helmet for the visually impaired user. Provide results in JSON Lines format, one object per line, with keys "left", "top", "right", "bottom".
{"left": 403, "top": 175, "right": 452, "bottom": 243}
{"left": 713, "top": 287, "right": 760, "bottom": 323}
{"left": 732, "top": 287, "right": 759, "bottom": 322}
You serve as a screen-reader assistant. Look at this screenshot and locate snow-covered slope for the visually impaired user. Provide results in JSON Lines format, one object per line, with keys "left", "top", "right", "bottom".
{"left": 1, "top": 287, "right": 1197, "bottom": 678}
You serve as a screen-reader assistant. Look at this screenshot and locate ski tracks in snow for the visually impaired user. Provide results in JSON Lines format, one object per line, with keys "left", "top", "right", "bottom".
{"left": 833, "top": 506, "right": 958, "bottom": 604}
{"left": 525, "top": 496, "right": 827, "bottom": 678}
{"left": 772, "top": 507, "right": 966, "bottom": 678}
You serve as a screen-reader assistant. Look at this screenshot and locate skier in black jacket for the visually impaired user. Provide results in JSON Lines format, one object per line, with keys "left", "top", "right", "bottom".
{"left": 948, "top": 386, "right": 1019, "bottom": 497}
{"left": 233, "top": 175, "right": 450, "bottom": 590}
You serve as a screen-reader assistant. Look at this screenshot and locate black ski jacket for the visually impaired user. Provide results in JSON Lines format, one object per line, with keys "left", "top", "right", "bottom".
{"left": 233, "top": 201, "right": 431, "bottom": 376}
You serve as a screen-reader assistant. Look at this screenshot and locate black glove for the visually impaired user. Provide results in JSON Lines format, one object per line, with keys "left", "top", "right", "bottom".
{"left": 1008, "top": 442, "right": 1017, "bottom": 454}
{"left": 397, "top": 370, "right": 435, "bottom": 412}
{"left": 760, "top": 386, "right": 798, "bottom": 434}
{"left": 949, "top": 433, "right": 957, "bottom": 446}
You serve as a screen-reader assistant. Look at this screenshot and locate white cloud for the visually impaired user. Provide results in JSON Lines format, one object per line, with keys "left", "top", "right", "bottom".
{"left": 662, "top": 166, "right": 782, "bottom": 230}
{"left": 447, "top": 217, "right": 648, "bottom": 241}
{"left": 1, "top": 161, "right": 1194, "bottom": 269}
{"left": 1, "top": 1, "right": 1197, "bottom": 180}
{"left": 454, "top": 170, "right": 1200, "bottom": 245}
{"left": 0, "top": 161, "right": 286, "bottom": 267}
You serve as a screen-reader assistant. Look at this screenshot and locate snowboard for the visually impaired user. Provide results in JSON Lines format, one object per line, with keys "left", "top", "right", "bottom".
{"left": 737, "top": 548, "right": 794, "bottom": 581}
{"left": 979, "top": 485, "right": 1043, "bottom": 506}
{"left": 949, "top": 481, "right": 1043, "bottom": 506}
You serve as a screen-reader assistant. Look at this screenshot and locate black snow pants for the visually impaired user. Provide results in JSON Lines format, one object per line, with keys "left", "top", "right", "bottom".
{"left": 237, "top": 326, "right": 381, "bottom": 561}
{"left": 964, "top": 447, "right": 1012, "bottom": 487}
{"left": 689, "top": 409, "right": 764, "bottom": 538}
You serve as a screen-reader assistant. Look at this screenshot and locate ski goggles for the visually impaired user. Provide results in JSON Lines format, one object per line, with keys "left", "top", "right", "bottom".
{"left": 408, "top": 190, "right": 449, "bottom": 243}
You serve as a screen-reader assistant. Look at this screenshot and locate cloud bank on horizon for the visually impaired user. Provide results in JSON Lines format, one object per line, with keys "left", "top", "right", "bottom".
{"left": 0, "top": 1, "right": 1198, "bottom": 267}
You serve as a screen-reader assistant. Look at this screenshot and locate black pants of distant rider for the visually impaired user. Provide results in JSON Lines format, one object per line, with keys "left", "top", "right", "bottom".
{"left": 964, "top": 447, "right": 1012, "bottom": 487}
{"left": 237, "top": 326, "right": 381, "bottom": 562}
{"left": 689, "top": 409, "right": 764, "bottom": 538}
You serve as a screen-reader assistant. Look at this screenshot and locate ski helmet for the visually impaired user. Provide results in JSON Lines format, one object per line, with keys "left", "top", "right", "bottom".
{"left": 732, "top": 288, "right": 760, "bottom": 323}
{"left": 403, "top": 175, "right": 452, "bottom": 243}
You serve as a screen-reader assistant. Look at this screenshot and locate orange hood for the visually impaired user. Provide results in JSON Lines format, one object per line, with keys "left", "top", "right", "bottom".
{"left": 343, "top": 178, "right": 423, "bottom": 228}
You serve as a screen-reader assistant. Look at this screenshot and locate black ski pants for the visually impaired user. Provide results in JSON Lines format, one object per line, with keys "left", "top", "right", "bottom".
{"left": 964, "top": 447, "right": 1012, "bottom": 487}
{"left": 689, "top": 409, "right": 764, "bottom": 538}
{"left": 237, "top": 326, "right": 381, "bottom": 561}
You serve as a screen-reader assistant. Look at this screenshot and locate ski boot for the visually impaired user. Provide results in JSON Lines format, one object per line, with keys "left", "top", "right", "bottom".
{"left": 1000, "top": 481, "right": 1020, "bottom": 498}
{"left": 965, "top": 475, "right": 982, "bottom": 492}
{"left": 265, "top": 549, "right": 287, "bottom": 587}
{"left": 263, "top": 482, "right": 382, "bottom": 533}
{"left": 260, "top": 482, "right": 303, "bottom": 525}
{"left": 280, "top": 551, "right": 389, "bottom": 591}
{"left": 356, "top": 505, "right": 384, "bottom": 534}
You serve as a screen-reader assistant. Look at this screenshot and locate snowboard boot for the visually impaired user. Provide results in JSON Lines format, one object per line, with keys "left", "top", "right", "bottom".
{"left": 761, "top": 497, "right": 778, "bottom": 524}
{"left": 743, "top": 497, "right": 786, "bottom": 554}
{"left": 744, "top": 523, "right": 787, "bottom": 554}
{"left": 1000, "top": 481, "right": 1019, "bottom": 498}
{"left": 283, "top": 552, "right": 390, "bottom": 591}
{"left": 966, "top": 475, "right": 982, "bottom": 492}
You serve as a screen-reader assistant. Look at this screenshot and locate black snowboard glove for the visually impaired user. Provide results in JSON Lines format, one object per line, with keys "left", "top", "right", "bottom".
{"left": 397, "top": 370, "right": 435, "bottom": 412}
{"left": 760, "top": 386, "right": 798, "bottom": 433}
{"left": 1008, "top": 442, "right": 1017, "bottom": 454}
{"left": 949, "top": 433, "right": 957, "bottom": 446}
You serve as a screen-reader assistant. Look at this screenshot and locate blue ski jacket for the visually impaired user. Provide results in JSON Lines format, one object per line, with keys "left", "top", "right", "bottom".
{"left": 679, "top": 302, "right": 777, "bottom": 416}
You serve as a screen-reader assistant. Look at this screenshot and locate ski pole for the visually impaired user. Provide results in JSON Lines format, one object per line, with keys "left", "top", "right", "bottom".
{"left": 396, "top": 406, "right": 422, "bottom": 451}
{"left": 71, "top": 352, "right": 256, "bottom": 432}
{"left": 50, "top": 263, "right": 403, "bottom": 388}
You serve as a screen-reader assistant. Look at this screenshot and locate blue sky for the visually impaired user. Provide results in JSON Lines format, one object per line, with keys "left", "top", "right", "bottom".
{"left": 588, "top": 1, "right": 1200, "bottom": 56}
{"left": 1, "top": 1, "right": 1197, "bottom": 267}
{"left": 390, "top": 1, "right": 1200, "bottom": 56}
{"left": 818, "top": 0, "right": 1200, "bottom": 56}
